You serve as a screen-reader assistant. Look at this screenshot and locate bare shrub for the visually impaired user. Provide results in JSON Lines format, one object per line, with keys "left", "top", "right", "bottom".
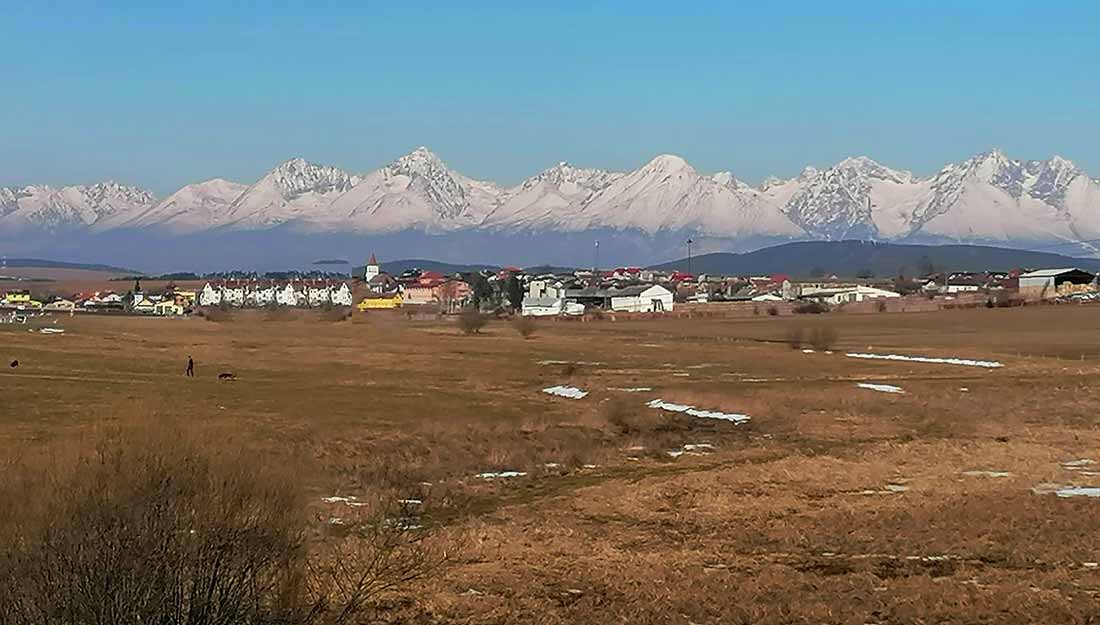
{"left": 766, "top": 305, "right": 779, "bottom": 317}
{"left": 785, "top": 326, "right": 804, "bottom": 349}
{"left": 456, "top": 309, "right": 488, "bottom": 335}
{"left": 319, "top": 306, "right": 352, "bottom": 322}
{"left": 263, "top": 306, "right": 297, "bottom": 322}
{"left": 793, "top": 301, "right": 829, "bottom": 314}
{"left": 0, "top": 424, "right": 443, "bottom": 625}
{"left": 807, "top": 325, "right": 838, "bottom": 350}
{"left": 512, "top": 315, "right": 537, "bottom": 339}
{"left": 200, "top": 306, "right": 234, "bottom": 322}
{"left": 602, "top": 398, "right": 671, "bottom": 435}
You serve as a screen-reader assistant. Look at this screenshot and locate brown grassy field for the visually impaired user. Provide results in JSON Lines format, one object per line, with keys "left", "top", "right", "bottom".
{"left": 3, "top": 305, "right": 1100, "bottom": 623}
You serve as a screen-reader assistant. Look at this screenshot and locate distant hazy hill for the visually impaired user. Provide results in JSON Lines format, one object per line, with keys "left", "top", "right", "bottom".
{"left": 0, "top": 257, "right": 138, "bottom": 274}
{"left": 350, "top": 259, "right": 500, "bottom": 277}
{"left": 650, "top": 241, "right": 1100, "bottom": 277}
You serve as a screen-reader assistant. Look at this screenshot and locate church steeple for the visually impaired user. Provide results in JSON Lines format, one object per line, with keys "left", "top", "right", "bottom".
{"left": 364, "top": 253, "right": 380, "bottom": 281}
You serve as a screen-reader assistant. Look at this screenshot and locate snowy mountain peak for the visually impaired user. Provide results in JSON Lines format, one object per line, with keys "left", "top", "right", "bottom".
{"left": 383, "top": 147, "right": 474, "bottom": 218}
{"left": 268, "top": 158, "right": 357, "bottom": 198}
{"left": 711, "top": 171, "right": 752, "bottom": 191}
{"left": 643, "top": 154, "right": 694, "bottom": 174}
{"left": 833, "top": 156, "right": 912, "bottom": 184}
{"left": 389, "top": 146, "right": 450, "bottom": 178}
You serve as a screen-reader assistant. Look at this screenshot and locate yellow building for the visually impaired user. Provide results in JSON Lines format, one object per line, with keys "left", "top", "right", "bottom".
{"left": 3, "top": 290, "right": 32, "bottom": 304}
{"left": 357, "top": 294, "right": 403, "bottom": 310}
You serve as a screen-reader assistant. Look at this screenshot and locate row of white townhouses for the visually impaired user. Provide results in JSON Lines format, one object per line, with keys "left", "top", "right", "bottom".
{"left": 198, "top": 281, "right": 353, "bottom": 308}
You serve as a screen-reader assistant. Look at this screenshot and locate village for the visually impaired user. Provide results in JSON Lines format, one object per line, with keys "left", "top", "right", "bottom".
{"left": 2, "top": 252, "right": 1099, "bottom": 320}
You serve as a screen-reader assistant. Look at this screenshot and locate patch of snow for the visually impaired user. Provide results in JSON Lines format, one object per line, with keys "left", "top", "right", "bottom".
{"left": 846, "top": 352, "right": 1004, "bottom": 368}
{"left": 1032, "top": 483, "right": 1100, "bottom": 498}
{"left": 1062, "top": 459, "right": 1096, "bottom": 469}
{"left": 322, "top": 495, "right": 367, "bottom": 507}
{"left": 683, "top": 443, "right": 715, "bottom": 452}
{"left": 802, "top": 348, "right": 815, "bottom": 353}
{"left": 475, "top": 471, "right": 527, "bottom": 479}
{"left": 856, "top": 382, "right": 906, "bottom": 394}
{"left": 959, "top": 387, "right": 970, "bottom": 392}
{"left": 961, "top": 470, "right": 1013, "bottom": 478}
{"left": 671, "top": 373, "right": 691, "bottom": 377}
{"left": 884, "top": 484, "right": 909, "bottom": 493}
{"left": 607, "top": 386, "right": 653, "bottom": 392}
{"left": 1055, "top": 487, "right": 1100, "bottom": 498}
{"left": 537, "top": 359, "right": 603, "bottom": 366}
{"left": 398, "top": 499, "right": 423, "bottom": 505}
{"left": 646, "top": 398, "right": 750, "bottom": 424}
{"left": 39, "top": 327, "right": 65, "bottom": 334}
{"left": 542, "top": 385, "right": 588, "bottom": 399}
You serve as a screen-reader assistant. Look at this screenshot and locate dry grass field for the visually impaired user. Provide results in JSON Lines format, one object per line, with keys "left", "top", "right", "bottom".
{"left": 3, "top": 304, "right": 1100, "bottom": 623}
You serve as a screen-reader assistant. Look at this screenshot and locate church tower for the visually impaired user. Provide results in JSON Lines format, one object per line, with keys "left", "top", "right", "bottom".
{"left": 364, "top": 253, "right": 380, "bottom": 281}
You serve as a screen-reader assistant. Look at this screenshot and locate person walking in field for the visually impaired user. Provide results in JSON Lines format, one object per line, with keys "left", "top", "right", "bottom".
{"left": 186, "top": 356, "right": 194, "bottom": 377}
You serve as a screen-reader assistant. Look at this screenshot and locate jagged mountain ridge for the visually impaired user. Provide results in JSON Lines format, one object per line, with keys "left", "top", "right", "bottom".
{"left": 2, "top": 148, "right": 1099, "bottom": 253}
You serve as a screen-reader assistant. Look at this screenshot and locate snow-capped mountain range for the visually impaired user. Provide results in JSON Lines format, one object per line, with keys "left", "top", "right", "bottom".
{"left": 3, "top": 148, "right": 1099, "bottom": 255}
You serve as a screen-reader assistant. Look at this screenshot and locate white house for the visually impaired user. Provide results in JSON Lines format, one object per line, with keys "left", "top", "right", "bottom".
{"left": 222, "top": 286, "right": 246, "bottom": 307}
{"left": 331, "top": 283, "right": 353, "bottom": 306}
{"left": 248, "top": 285, "right": 277, "bottom": 307}
{"left": 804, "top": 285, "right": 901, "bottom": 306}
{"left": 199, "top": 283, "right": 222, "bottom": 307}
{"left": 522, "top": 279, "right": 569, "bottom": 316}
{"left": 609, "top": 285, "right": 674, "bottom": 313}
{"left": 307, "top": 285, "right": 332, "bottom": 307}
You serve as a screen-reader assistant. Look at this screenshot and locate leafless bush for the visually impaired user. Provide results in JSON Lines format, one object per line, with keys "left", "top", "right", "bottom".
{"left": 318, "top": 306, "right": 352, "bottom": 322}
{"left": 0, "top": 424, "right": 444, "bottom": 625}
{"left": 512, "top": 315, "right": 537, "bottom": 339}
{"left": 602, "top": 398, "right": 672, "bottom": 435}
{"left": 200, "top": 306, "right": 234, "bottom": 322}
{"left": 456, "top": 309, "right": 489, "bottom": 335}
{"left": 793, "top": 301, "right": 829, "bottom": 314}
{"left": 263, "top": 306, "right": 297, "bottom": 322}
{"left": 807, "top": 325, "right": 838, "bottom": 350}
{"left": 785, "top": 326, "right": 804, "bottom": 349}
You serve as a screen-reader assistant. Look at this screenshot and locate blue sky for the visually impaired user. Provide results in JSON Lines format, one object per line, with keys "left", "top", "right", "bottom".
{"left": 1, "top": 1, "right": 1098, "bottom": 194}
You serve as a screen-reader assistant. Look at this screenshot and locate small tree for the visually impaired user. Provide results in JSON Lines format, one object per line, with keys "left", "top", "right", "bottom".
{"left": 505, "top": 276, "right": 524, "bottom": 312}
{"left": 456, "top": 308, "right": 488, "bottom": 335}
{"left": 808, "top": 325, "right": 838, "bottom": 350}
{"left": 513, "top": 315, "right": 537, "bottom": 339}
{"left": 785, "top": 326, "right": 804, "bottom": 349}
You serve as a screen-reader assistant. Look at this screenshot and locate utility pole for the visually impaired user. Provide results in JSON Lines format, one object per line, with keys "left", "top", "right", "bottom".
{"left": 686, "top": 238, "right": 694, "bottom": 275}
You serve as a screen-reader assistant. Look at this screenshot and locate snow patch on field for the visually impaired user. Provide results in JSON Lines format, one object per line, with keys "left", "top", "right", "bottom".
{"left": 542, "top": 385, "right": 588, "bottom": 399}
{"left": 537, "top": 359, "right": 604, "bottom": 366}
{"left": 846, "top": 352, "right": 1004, "bottom": 368}
{"left": 961, "top": 470, "right": 1013, "bottom": 478}
{"left": 475, "top": 471, "right": 527, "bottom": 480}
{"left": 607, "top": 387, "right": 653, "bottom": 392}
{"left": 321, "top": 496, "right": 367, "bottom": 507}
{"left": 646, "top": 399, "right": 750, "bottom": 424}
{"left": 856, "top": 382, "right": 905, "bottom": 394}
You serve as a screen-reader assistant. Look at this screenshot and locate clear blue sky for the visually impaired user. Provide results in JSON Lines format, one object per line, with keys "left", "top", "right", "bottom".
{"left": 2, "top": 1, "right": 1098, "bottom": 194}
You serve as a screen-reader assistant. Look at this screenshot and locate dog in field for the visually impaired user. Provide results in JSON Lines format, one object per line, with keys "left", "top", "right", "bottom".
{"left": 218, "top": 372, "right": 236, "bottom": 381}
